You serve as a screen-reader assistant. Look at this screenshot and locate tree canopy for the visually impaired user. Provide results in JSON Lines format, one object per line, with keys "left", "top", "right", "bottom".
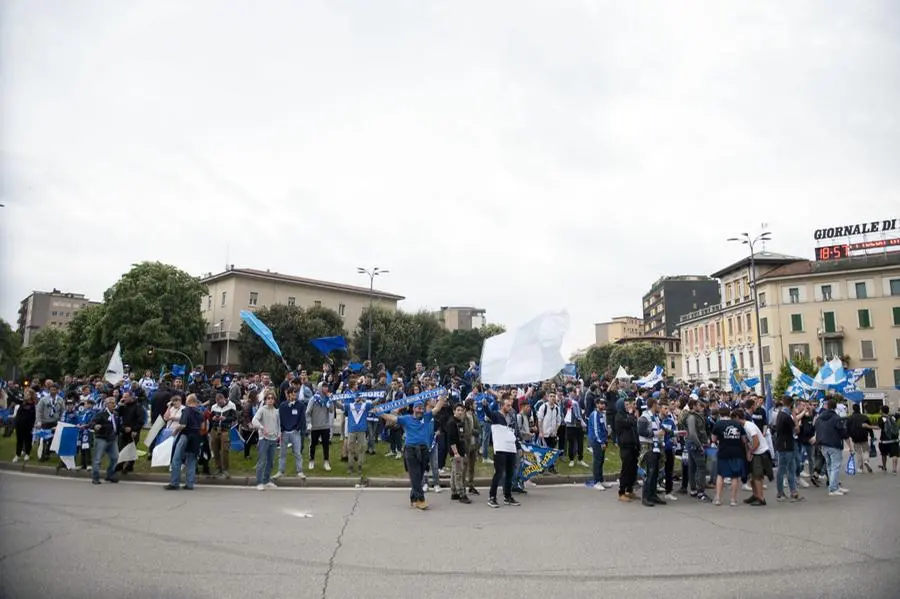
{"left": 773, "top": 354, "right": 817, "bottom": 398}
{"left": 427, "top": 324, "right": 507, "bottom": 369}
{"left": 0, "top": 319, "right": 21, "bottom": 378}
{"left": 607, "top": 342, "right": 666, "bottom": 378}
{"left": 574, "top": 344, "right": 614, "bottom": 379}
{"left": 21, "top": 327, "right": 67, "bottom": 382}
{"left": 351, "top": 307, "right": 446, "bottom": 373}
{"left": 239, "top": 304, "right": 346, "bottom": 379}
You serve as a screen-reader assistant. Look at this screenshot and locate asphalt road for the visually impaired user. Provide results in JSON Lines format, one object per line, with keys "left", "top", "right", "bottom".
{"left": 1, "top": 470, "right": 898, "bottom": 599}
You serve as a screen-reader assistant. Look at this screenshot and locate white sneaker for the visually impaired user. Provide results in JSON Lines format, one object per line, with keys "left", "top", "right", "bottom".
{"left": 23, "top": 455, "right": 29, "bottom": 462}
{"left": 828, "top": 490, "right": 844, "bottom": 496}
{"left": 11, "top": 455, "right": 18, "bottom": 464}
{"left": 395, "top": 453, "right": 402, "bottom": 460}
{"left": 763, "top": 483, "right": 768, "bottom": 489}
{"left": 256, "top": 484, "right": 265, "bottom": 491}
{"left": 438, "top": 468, "right": 446, "bottom": 475}
{"left": 838, "top": 485, "right": 849, "bottom": 493}
{"left": 665, "top": 493, "right": 679, "bottom": 501}
{"left": 741, "top": 483, "right": 752, "bottom": 492}
{"left": 587, "top": 446, "right": 593, "bottom": 454}
{"left": 798, "top": 479, "right": 810, "bottom": 488}
{"left": 800, "top": 471, "right": 810, "bottom": 478}
{"left": 308, "top": 461, "right": 315, "bottom": 471}
{"left": 323, "top": 461, "right": 331, "bottom": 472}
{"left": 578, "top": 460, "right": 590, "bottom": 468}
{"left": 593, "top": 482, "right": 606, "bottom": 491}
{"left": 725, "top": 478, "right": 732, "bottom": 486}
{"left": 483, "top": 458, "right": 493, "bottom": 465}
{"left": 297, "top": 472, "right": 307, "bottom": 480}
{"left": 264, "top": 482, "right": 277, "bottom": 489}
{"left": 433, "top": 484, "right": 442, "bottom": 494}
{"left": 569, "top": 461, "right": 575, "bottom": 467}
{"left": 385, "top": 451, "right": 395, "bottom": 457}
{"left": 272, "top": 471, "right": 283, "bottom": 480}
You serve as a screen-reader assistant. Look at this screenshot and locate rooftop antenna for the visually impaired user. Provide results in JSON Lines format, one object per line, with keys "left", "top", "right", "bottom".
{"left": 225, "top": 242, "right": 230, "bottom": 272}
{"left": 760, "top": 223, "right": 769, "bottom": 252}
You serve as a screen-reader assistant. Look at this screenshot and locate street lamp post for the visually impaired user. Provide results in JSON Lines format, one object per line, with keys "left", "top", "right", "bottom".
{"left": 150, "top": 347, "right": 195, "bottom": 376}
{"left": 357, "top": 267, "right": 389, "bottom": 362}
{"left": 727, "top": 231, "right": 772, "bottom": 397}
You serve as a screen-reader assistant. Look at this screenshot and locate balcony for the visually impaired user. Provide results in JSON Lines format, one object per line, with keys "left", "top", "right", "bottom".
{"left": 680, "top": 303, "right": 723, "bottom": 323}
{"left": 817, "top": 326, "right": 844, "bottom": 339}
{"left": 205, "top": 325, "right": 240, "bottom": 342}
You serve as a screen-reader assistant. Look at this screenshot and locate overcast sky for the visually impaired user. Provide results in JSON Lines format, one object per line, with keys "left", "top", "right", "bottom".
{"left": 2, "top": 1, "right": 898, "bottom": 357}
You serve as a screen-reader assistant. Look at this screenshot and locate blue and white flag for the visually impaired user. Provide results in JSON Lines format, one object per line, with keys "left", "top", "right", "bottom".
{"left": 373, "top": 388, "right": 446, "bottom": 415}
{"left": 789, "top": 363, "right": 817, "bottom": 392}
{"left": 517, "top": 443, "right": 563, "bottom": 482}
{"left": 786, "top": 377, "right": 808, "bottom": 399}
{"left": 814, "top": 358, "right": 846, "bottom": 390}
{"left": 310, "top": 336, "right": 348, "bottom": 355}
{"left": 729, "top": 354, "right": 759, "bottom": 392}
{"left": 635, "top": 366, "right": 664, "bottom": 389}
{"left": 838, "top": 368, "right": 870, "bottom": 402}
{"left": 331, "top": 390, "right": 387, "bottom": 402}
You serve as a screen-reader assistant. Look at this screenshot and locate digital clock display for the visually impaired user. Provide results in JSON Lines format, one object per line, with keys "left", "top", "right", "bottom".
{"left": 815, "top": 244, "right": 850, "bottom": 261}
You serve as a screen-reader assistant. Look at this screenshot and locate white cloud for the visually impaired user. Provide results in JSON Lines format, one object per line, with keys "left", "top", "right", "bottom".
{"left": 2, "top": 0, "right": 898, "bottom": 357}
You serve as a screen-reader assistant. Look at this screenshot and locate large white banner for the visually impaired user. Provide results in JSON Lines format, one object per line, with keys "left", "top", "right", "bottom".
{"left": 480, "top": 310, "right": 570, "bottom": 386}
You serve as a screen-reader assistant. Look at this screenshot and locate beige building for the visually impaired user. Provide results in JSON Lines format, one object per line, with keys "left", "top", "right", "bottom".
{"left": 755, "top": 252, "right": 900, "bottom": 396}
{"left": 595, "top": 316, "right": 644, "bottom": 345}
{"left": 199, "top": 267, "right": 405, "bottom": 370}
{"left": 679, "top": 252, "right": 805, "bottom": 386}
{"left": 17, "top": 289, "right": 100, "bottom": 346}
{"left": 614, "top": 335, "right": 683, "bottom": 380}
{"left": 435, "top": 306, "right": 486, "bottom": 331}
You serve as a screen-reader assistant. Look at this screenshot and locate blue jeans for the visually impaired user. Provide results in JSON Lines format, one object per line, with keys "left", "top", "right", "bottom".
{"left": 92, "top": 438, "right": 119, "bottom": 482}
{"left": 257, "top": 438, "right": 276, "bottom": 485}
{"left": 480, "top": 423, "right": 492, "bottom": 459}
{"left": 430, "top": 442, "right": 440, "bottom": 487}
{"left": 822, "top": 446, "right": 843, "bottom": 492}
{"left": 776, "top": 450, "right": 798, "bottom": 496}
{"left": 170, "top": 435, "right": 197, "bottom": 489}
{"left": 366, "top": 421, "right": 379, "bottom": 452}
{"left": 278, "top": 431, "right": 304, "bottom": 475}
{"left": 797, "top": 443, "right": 814, "bottom": 477}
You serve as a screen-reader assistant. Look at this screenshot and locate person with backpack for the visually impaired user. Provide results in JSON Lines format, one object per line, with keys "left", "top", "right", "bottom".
{"left": 877, "top": 404, "right": 899, "bottom": 474}
{"left": 814, "top": 399, "right": 852, "bottom": 496}
{"left": 847, "top": 403, "right": 875, "bottom": 473}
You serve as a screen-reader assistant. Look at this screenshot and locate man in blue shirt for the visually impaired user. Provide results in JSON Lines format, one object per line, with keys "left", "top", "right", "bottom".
{"left": 588, "top": 396, "right": 610, "bottom": 490}
{"left": 381, "top": 392, "right": 447, "bottom": 510}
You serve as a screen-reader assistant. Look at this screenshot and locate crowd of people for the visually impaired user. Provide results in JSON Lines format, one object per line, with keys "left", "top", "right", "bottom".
{"left": 1, "top": 359, "right": 898, "bottom": 511}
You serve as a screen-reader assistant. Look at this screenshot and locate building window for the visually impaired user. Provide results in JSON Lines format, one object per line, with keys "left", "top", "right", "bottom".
{"left": 896, "top": 338, "right": 900, "bottom": 358}
{"left": 863, "top": 369, "right": 876, "bottom": 388}
{"left": 221, "top": 291, "right": 227, "bottom": 307}
{"left": 338, "top": 303, "right": 346, "bottom": 317}
{"left": 790, "top": 314, "right": 803, "bottom": 332}
{"left": 727, "top": 319, "right": 733, "bottom": 336}
{"left": 692, "top": 303, "right": 697, "bottom": 310}
{"left": 857, "top": 309, "right": 871, "bottom": 328}
{"left": 671, "top": 360, "right": 676, "bottom": 370}
{"left": 745, "top": 314, "right": 752, "bottom": 332}
{"left": 893, "top": 307, "right": 900, "bottom": 326}
{"left": 692, "top": 289, "right": 697, "bottom": 297}
{"left": 706, "top": 356, "right": 711, "bottom": 372}
{"left": 860, "top": 340, "right": 875, "bottom": 360}
{"left": 739, "top": 352, "right": 745, "bottom": 369}
{"left": 891, "top": 279, "right": 900, "bottom": 296}
{"left": 287, "top": 297, "right": 296, "bottom": 306}
{"left": 789, "top": 288, "right": 800, "bottom": 303}
{"left": 762, "top": 346, "right": 771, "bottom": 364}
{"left": 894, "top": 369, "right": 900, "bottom": 388}
{"left": 748, "top": 350, "right": 754, "bottom": 368}
{"left": 821, "top": 285, "right": 832, "bottom": 301}
{"left": 788, "top": 343, "right": 810, "bottom": 359}
{"left": 249, "top": 292, "right": 259, "bottom": 307}
{"left": 824, "top": 340, "right": 844, "bottom": 360}
{"left": 759, "top": 317, "right": 768, "bottom": 335}
{"left": 314, "top": 300, "right": 322, "bottom": 308}
{"left": 695, "top": 359, "right": 700, "bottom": 374}
{"left": 854, "top": 282, "right": 867, "bottom": 299}
{"left": 207, "top": 296, "right": 212, "bottom": 310}
{"left": 823, "top": 311, "right": 836, "bottom": 333}
{"left": 736, "top": 317, "right": 742, "bottom": 333}
{"left": 758, "top": 292, "right": 766, "bottom": 307}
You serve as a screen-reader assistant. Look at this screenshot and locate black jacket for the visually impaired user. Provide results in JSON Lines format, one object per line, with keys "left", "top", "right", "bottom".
{"left": 92, "top": 409, "right": 118, "bottom": 442}
{"left": 615, "top": 411, "right": 638, "bottom": 448}
{"left": 14, "top": 403, "right": 36, "bottom": 432}
{"left": 847, "top": 413, "right": 870, "bottom": 443}
{"left": 815, "top": 409, "right": 846, "bottom": 449}
{"left": 773, "top": 410, "right": 796, "bottom": 452}
{"left": 117, "top": 401, "right": 145, "bottom": 434}
{"left": 445, "top": 417, "right": 466, "bottom": 455}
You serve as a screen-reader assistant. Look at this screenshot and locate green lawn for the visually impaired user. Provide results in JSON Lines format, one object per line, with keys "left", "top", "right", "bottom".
{"left": 0, "top": 429, "right": 621, "bottom": 479}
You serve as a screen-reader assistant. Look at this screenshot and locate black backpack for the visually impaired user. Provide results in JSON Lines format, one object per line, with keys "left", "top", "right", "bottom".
{"left": 883, "top": 416, "right": 899, "bottom": 441}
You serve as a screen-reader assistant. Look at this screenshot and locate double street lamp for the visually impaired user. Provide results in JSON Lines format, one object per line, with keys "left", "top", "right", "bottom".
{"left": 357, "top": 266, "right": 389, "bottom": 362}
{"left": 727, "top": 231, "right": 772, "bottom": 397}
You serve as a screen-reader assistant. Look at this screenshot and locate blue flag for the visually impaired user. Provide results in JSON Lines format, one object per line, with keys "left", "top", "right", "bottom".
{"left": 171, "top": 364, "right": 186, "bottom": 377}
{"left": 240, "top": 310, "right": 289, "bottom": 370}
{"left": 311, "top": 336, "right": 348, "bottom": 355}
{"left": 229, "top": 426, "right": 245, "bottom": 452}
{"left": 349, "top": 362, "right": 363, "bottom": 372}
{"left": 517, "top": 443, "right": 563, "bottom": 482}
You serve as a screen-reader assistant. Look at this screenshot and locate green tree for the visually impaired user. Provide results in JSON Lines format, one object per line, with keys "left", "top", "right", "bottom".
{"left": 352, "top": 307, "right": 447, "bottom": 372}
{"left": 21, "top": 327, "right": 67, "bottom": 381}
{"left": 428, "top": 324, "right": 507, "bottom": 368}
{"left": 100, "top": 262, "right": 207, "bottom": 372}
{"left": 773, "top": 354, "right": 817, "bottom": 398}
{"left": 574, "top": 344, "right": 615, "bottom": 379}
{"left": 607, "top": 342, "right": 665, "bottom": 378}
{"left": 239, "top": 304, "right": 346, "bottom": 381}
{"left": 0, "top": 319, "right": 22, "bottom": 378}
{"left": 62, "top": 304, "right": 108, "bottom": 375}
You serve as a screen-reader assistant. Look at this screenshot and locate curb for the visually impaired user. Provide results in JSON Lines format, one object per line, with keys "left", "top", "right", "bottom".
{"left": 0, "top": 462, "right": 605, "bottom": 488}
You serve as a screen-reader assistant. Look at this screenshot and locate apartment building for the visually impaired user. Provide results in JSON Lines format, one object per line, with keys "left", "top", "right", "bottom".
{"left": 643, "top": 276, "right": 720, "bottom": 337}
{"left": 17, "top": 289, "right": 101, "bottom": 346}
{"left": 199, "top": 267, "right": 404, "bottom": 370}
{"left": 679, "top": 252, "right": 804, "bottom": 386}
{"left": 435, "top": 306, "right": 487, "bottom": 331}
{"left": 755, "top": 252, "right": 900, "bottom": 393}
{"left": 595, "top": 316, "right": 644, "bottom": 345}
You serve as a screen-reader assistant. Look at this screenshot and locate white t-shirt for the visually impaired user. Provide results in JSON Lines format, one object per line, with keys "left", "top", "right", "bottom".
{"left": 743, "top": 420, "right": 769, "bottom": 456}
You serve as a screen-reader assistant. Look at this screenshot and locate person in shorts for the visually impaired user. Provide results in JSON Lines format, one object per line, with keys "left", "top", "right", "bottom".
{"left": 735, "top": 410, "right": 773, "bottom": 506}
{"left": 711, "top": 407, "right": 748, "bottom": 506}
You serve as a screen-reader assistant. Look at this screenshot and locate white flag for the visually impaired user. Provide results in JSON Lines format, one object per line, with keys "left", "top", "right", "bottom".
{"left": 104, "top": 342, "right": 125, "bottom": 385}
{"left": 615, "top": 366, "right": 632, "bottom": 380}
{"left": 116, "top": 442, "right": 138, "bottom": 465}
{"left": 143, "top": 416, "right": 166, "bottom": 448}
{"left": 151, "top": 436, "right": 175, "bottom": 468}
{"left": 480, "top": 310, "right": 570, "bottom": 385}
